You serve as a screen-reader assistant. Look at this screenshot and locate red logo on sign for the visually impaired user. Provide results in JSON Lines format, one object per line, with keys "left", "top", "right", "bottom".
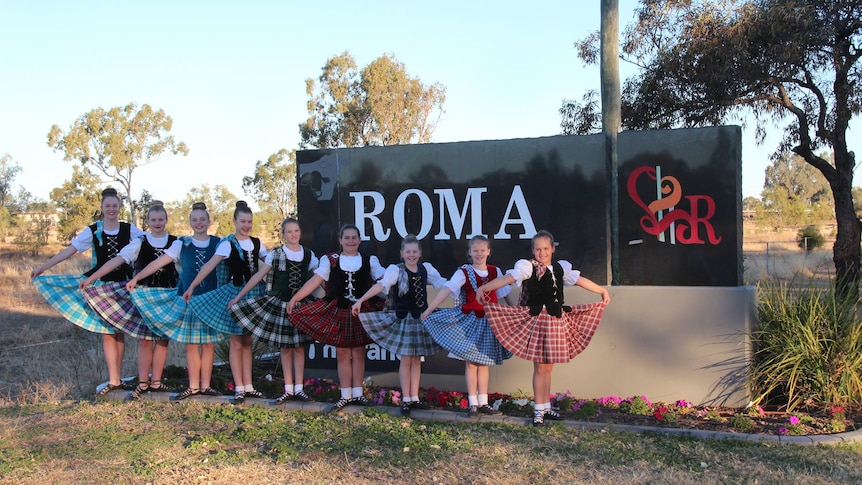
{"left": 627, "top": 166, "right": 722, "bottom": 245}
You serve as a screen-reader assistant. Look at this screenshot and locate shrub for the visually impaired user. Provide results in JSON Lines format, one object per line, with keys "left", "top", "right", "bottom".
{"left": 752, "top": 280, "right": 862, "bottom": 411}
{"left": 730, "top": 414, "right": 755, "bottom": 431}
{"left": 796, "top": 225, "right": 825, "bottom": 251}
{"left": 620, "top": 396, "right": 651, "bottom": 415}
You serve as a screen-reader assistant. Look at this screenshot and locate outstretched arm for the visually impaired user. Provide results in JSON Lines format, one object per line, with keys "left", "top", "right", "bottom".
{"left": 350, "top": 283, "right": 385, "bottom": 316}
{"left": 475, "top": 274, "right": 516, "bottom": 304}
{"left": 285, "top": 274, "right": 325, "bottom": 313}
{"left": 126, "top": 253, "right": 175, "bottom": 291}
{"left": 79, "top": 255, "right": 127, "bottom": 288}
{"left": 575, "top": 276, "right": 610, "bottom": 304}
{"left": 227, "top": 265, "right": 271, "bottom": 308}
{"left": 421, "top": 287, "right": 453, "bottom": 320}
{"left": 31, "top": 246, "right": 78, "bottom": 279}
{"left": 182, "top": 255, "right": 225, "bottom": 302}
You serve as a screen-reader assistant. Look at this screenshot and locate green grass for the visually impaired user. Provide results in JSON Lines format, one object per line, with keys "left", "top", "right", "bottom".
{"left": 1, "top": 400, "right": 861, "bottom": 484}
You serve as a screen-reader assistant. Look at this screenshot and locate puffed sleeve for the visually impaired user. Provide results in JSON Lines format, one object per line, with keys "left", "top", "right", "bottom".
{"left": 258, "top": 243, "right": 269, "bottom": 260}
{"left": 163, "top": 239, "right": 183, "bottom": 262}
{"left": 215, "top": 240, "right": 232, "bottom": 257}
{"left": 423, "top": 263, "right": 447, "bottom": 289}
{"left": 505, "top": 259, "right": 534, "bottom": 286}
{"left": 314, "top": 254, "right": 332, "bottom": 281}
{"left": 558, "top": 260, "right": 581, "bottom": 286}
{"left": 443, "top": 269, "right": 467, "bottom": 294}
{"left": 129, "top": 224, "right": 146, "bottom": 239}
{"left": 308, "top": 250, "right": 319, "bottom": 272}
{"left": 70, "top": 226, "right": 94, "bottom": 253}
{"left": 369, "top": 255, "right": 386, "bottom": 280}
{"left": 117, "top": 237, "right": 144, "bottom": 264}
{"left": 263, "top": 250, "right": 275, "bottom": 267}
{"left": 377, "top": 264, "right": 401, "bottom": 292}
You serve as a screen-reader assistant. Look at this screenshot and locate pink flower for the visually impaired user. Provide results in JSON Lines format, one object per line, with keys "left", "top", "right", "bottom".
{"left": 392, "top": 395, "right": 401, "bottom": 405}
{"left": 227, "top": 381, "right": 235, "bottom": 391}
{"left": 778, "top": 427, "right": 789, "bottom": 435}
{"left": 789, "top": 415, "right": 800, "bottom": 425}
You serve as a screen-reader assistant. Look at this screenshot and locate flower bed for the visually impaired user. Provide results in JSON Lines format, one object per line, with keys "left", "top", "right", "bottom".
{"left": 159, "top": 364, "right": 860, "bottom": 436}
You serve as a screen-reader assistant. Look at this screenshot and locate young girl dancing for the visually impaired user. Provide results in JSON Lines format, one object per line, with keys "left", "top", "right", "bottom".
{"left": 228, "top": 217, "right": 318, "bottom": 404}
{"left": 352, "top": 234, "right": 447, "bottom": 417}
{"left": 286, "top": 224, "right": 386, "bottom": 413}
{"left": 477, "top": 230, "right": 610, "bottom": 426}
{"left": 31, "top": 187, "right": 145, "bottom": 397}
{"left": 422, "top": 235, "right": 513, "bottom": 417}
{"left": 183, "top": 201, "right": 268, "bottom": 403}
{"left": 126, "top": 202, "right": 227, "bottom": 400}
{"left": 80, "top": 201, "right": 178, "bottom": 398}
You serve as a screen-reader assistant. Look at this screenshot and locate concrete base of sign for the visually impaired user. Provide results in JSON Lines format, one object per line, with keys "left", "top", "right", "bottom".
{"left": 368, "top": 285, "right": 755, "bottom": 407}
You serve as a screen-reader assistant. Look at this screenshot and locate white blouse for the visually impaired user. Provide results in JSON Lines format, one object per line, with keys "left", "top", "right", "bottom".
{"left": 70, "top": 223, "right": 146, "bottom": 253}
{"left": 314, "top": 253, "right": 385, "bottom": 282}
{"left": 377, "top": 262, "right": 447, "bottom": 293}
{"left": 263, "top": 245, "right": 319, "bottom": 271}
{"left": 506, "top": 259, "right": 580, "bottom": 287}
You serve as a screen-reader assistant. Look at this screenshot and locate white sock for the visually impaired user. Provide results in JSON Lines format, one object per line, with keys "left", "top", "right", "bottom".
{"left": 340, "top": 388, "right": 351, "bottom": 400}
{"left": 235, "top": 385, "right": 245, "bottom": 393}
{"left": 352, "top": 387, "right": 363, "bottom": 398}
{"left": 294, "top": 384, "right": 303, "bottom": 394}
{"left": 284, "top": 384, "right": 293, "bottom": 393}
{"left": 478, "top": 394, "right": 488, "bottom": 406}
{"left": 468, "top": 395, "right": 479, "bottom": 406}
{"left": 246, "top": 385, "right": 255, "bottom": 393}
{"left": 410, "top": 396, "right": 419, "bottom": 403}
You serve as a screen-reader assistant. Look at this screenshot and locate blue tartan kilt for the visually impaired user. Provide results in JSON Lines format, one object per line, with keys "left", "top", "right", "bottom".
{"left": 359, "top": 310, "right": 441, "bottom": 357}
{"left": 130, "top": 287, "right": 228, "bottom": 345}
{"left": 32, "top": 274, "right": 116, "bottom": 334}
{"left": 423, "top": 307, "right": 513, "bottom": 366}
{"left": 189, "top": 283, "right": 266, "bottom": 335}
{"left": 230, "top": 295, "right": 313, "bottom": 348}
{"left": 83, "top": 282, "right": 168, "bottom": 340}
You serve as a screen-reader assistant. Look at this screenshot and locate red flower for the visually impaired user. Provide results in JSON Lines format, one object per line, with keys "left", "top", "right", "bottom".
{"left": 227, "top": 381, "right": 235, "bottom": 391}
{"left": 459, "top": 398, "right": 469, "bottom": 409}
{"left": 653, "top": 406, "right": 668, "bottom": 421}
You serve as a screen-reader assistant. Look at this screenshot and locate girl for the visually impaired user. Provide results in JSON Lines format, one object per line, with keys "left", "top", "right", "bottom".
{"left": 286, "top": 224, "right": 386, "bottom": 413}
{"left": 183, "top": 201, "right": 268, "bottom": 404}
{"left": 228, "top": 217, "right": 318, "bottom": 404}
{"left": 80, "top": 201, "right": 178, "bottom": 398}
{"left": 476, "top": 230, "right": 610, "bottom": 426}
{"left": 351, "top": 235, "right": 447, "bottom": 417}
{"left": 421, "top": 235, "right": 513, "bottom": 417}
{"left": 126, "top": 202, "right": 227, "bottom": 400}
{"left": 30, "top": 187, "right": 146, "bottom": 397}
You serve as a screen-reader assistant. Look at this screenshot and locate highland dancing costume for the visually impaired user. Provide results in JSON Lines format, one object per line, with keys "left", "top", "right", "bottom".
{"left": 131, "top": 235, "right": 228, "bottom": 344}
{"left": 229, "top": 245, "right": 318, "bottom": 348}
{"left": 483, "top": 259, "right": 606, "bottom": 363}
{"left": 83, "top": 233, "right": 178, "bottom": 340}
{"left": 33, "top": 221, "right": 144, "bottom": 334}
{"left": 359, "top": 262, "right": 447, "bottom": 357}
{"left": 190, "top": 235, "right": 268, "bottom": 335}
{"left": 423, "top": 264, "right": 513, "bottom": 366}
{"left": 289, "top": 252, "right": 385, "bottom": 347}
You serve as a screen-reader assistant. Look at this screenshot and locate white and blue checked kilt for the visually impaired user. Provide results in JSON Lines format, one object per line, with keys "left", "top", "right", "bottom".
{"left": 359, "top": 311, "right": 441, "bottom": 357}
{"left": 230, "top": 296, "right": 313, "bottom": 348}
{"left": 189, "top": 283, "right": 266, "bottom": 335}
{"left": 32, "top": 274, "right": 116, "bottom": 334}
{"left": 423, "top": 308, "right": 513, "bottom": 366}
{"left": 82, "top": 282, "right": 168, "bottom": 341}
{"left": 130, "top": 287, "right": 228, "bottom": 345}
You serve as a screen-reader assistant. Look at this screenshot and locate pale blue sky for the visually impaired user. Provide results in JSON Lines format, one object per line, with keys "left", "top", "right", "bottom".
{"left": 0, "top": 0, "right": 840, "bottom": 204}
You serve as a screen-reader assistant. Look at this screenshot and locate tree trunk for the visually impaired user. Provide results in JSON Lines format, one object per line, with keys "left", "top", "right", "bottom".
{"left": 830, "top": 176, "right": 862, "bottom": 297}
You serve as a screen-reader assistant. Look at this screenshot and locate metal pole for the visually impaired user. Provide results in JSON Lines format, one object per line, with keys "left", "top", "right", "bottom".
{"left": 601, "top": 0, "right": 621, "bottom": 285}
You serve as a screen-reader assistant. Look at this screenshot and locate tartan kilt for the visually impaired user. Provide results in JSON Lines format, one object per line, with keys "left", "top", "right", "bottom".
{"left": 484, "top": 302, "right": 606, "bottom": 364}
{"left": 423, "top": 308, "right": 512, "bottom": 366}
{"left": 360, "top": 311, "right": 441, "bottom": 357}
{"left": 189, "top": 283, "right": 266, "bottom": 336}
{"left": 289, "top": 297, "right": 384, "bottom": 348}
{"left": 32, "top": 275, "right": 116, "bottom": 334}
{"left": 230, "top": 295, "right": 313, "bottom": 348}
{"left": 130, "top": 287, "right": 228, "bottom": 345}
{"left": 82, "top": 282, "right": 168, "bottom": 341}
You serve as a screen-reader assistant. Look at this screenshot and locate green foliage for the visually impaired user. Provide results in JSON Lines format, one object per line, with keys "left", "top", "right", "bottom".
{"left": 47, "top": 102, "right": 189, "bottom": 224}
{"left": 242, "top": 149, "right": 297, "bottom": 220}
{"left": 571, "top": 0, "right": 862, "bottom": 289}
{"left": 300, "top": 51, "right": 446, "bottom": 148}
{"left": 730, "top": 414, "right": 755, "bottom": 432}
{"left": 13, "top": 212, "right": 53, "bottom": 256}
{"left": 0, "top": 153, "right": 22, "bottom": 209}
{"left": 619, "top": 396, "right": 651, "bottom": 415}
{"left": 49, "top": 166, "right": 102, "bottom": 243}
{"left": 167, "top": 184, "right": 238, "bottom": 237}
{"left": 752, "top": 280, "right": 862, "bottom": 411}
{"left": 797, "top": 225, "right": 826, "bottom": 251}
{"left": 573, "top": 401, "right": 600, "bottom": 418}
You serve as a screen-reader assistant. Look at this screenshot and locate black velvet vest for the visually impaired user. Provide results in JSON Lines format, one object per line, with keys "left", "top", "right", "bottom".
{"left": 83, "top": 222, "right": 132, "bottom": 282}
{"left": 226, "top": 237, "right": 261, "bottom": 287}
{"left": 388, "top": 264, "right": 428, "bottom": 319}
{"left": 325, "top": 252, "right": 374, "bottom": 309}
{"left": 135, "top": 235, "right": 178, "bottom": 288}
{"left": 518, "top": 261, "right": 568, "bottom": 318}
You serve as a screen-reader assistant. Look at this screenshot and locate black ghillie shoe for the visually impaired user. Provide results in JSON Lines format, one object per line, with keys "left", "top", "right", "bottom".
{"left": 172, "top": 388, "right": 199, "bottom": 401}
{"left": 273, "top": 391, "right": 294, "bottom": 405}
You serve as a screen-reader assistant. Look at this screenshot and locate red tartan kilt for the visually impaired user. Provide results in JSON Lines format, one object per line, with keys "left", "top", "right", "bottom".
{"left": 484, "top": 301, "right": 605, "bottom": 363}
{"left": 288, "top": 297, "right": 385, "bottom": 348}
